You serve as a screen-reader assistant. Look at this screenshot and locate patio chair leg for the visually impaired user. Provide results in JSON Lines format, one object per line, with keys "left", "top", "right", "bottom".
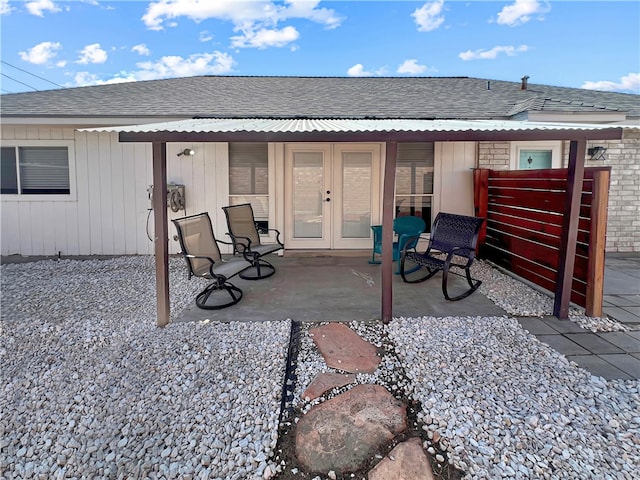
{"left": 239, "top": 258, "right": 276, "bottom": 280}
{"left": 195, "top": 282, "right": 243, "bottom": 310}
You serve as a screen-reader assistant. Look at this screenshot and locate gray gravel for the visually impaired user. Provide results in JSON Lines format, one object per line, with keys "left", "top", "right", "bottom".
{"left": 1, "top": 255, "right": 636, "bottom": 480}
{"left": 1, "top": 256, "right": 289, "bottom": 479}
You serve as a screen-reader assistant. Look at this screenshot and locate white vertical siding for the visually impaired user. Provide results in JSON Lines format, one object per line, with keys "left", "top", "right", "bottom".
{"left": 434, "top": 142, "right": 476, "bottom": 216}
{"left": 1, "top": 127, "right": 231, "bottom": 256}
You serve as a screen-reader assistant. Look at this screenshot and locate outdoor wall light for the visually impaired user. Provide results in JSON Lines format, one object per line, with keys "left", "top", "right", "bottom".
{"left": 588, "top": 146, "right": 607, "bottom": 161}
{"left": 177, "top": 148, "right": 195, "bottom": 157}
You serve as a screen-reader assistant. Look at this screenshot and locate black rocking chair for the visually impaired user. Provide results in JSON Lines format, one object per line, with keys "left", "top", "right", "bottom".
{"left": 222, "top": 203, "right": 284, "bottom": 280}
{"left": 172, "top": 212, "right": 252, "bottom": 309}
{"left": 400, "top": 212, "right": 485, "bottom": 301}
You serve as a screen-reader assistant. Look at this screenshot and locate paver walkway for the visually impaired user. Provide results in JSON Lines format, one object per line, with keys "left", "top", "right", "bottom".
{"left": 517, "top": 253, "right": 640, "bottom": 380}
{"left": 295, "top": 323, "right": 435, "bottom": 479}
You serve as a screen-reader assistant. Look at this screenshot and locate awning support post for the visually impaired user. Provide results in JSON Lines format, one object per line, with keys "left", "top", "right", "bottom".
{"left": 152, "top": 141, "right": 170, "bottom": 328}
{"left": 554, "top": 139, "right": 586, "bottom": 319}
{"left": 382, "top": 141, "right": 398, "bottom": 323}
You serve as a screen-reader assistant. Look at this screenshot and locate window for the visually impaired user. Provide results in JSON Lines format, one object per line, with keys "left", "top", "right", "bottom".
{"left": 1, "top": 145, "right": 71, "bottom": 195}
{"left": 395, "top": 142, "right": 433, "bottom": 233}
{"left": 229, "top": 142, "right": 269, "bottom": 230}
{"left": 510, "top": 141, "right": 561, "bottom": 170}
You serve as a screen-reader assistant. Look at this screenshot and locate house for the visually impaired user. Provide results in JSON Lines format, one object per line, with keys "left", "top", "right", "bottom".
{"left": 1, "top": 75, "right": 639, "bottom": 260}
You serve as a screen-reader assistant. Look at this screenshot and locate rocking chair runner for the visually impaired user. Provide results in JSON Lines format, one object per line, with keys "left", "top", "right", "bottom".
{"left": 400, "top": 212, "right": 485, "bottom": 301}
{"left": 222, "top": 203, "right": 284, "bottom": 280}
{"left": 172, "top": 212, "right": 253, "bottom": 310}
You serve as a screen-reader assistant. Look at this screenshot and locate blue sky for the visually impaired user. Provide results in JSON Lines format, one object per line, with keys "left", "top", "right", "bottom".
{"left": 1, "top": 0, "right": 638, "bottom": 94}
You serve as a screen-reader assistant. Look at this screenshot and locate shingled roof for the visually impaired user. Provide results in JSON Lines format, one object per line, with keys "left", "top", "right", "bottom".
{"left": 1, "top": 75, "right": 638, "bottom": 121}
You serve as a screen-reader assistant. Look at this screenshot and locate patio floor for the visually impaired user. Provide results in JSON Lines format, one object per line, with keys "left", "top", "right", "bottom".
{"left": 176, "top": 252, "right": 506, "bottom": 323}
{"left": 176, "top": 251, "right": 640, "bottom": 380}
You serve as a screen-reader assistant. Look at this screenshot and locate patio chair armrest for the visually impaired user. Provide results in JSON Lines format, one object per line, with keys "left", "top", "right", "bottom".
{"left": 444, "top": 247, "right": 474, "bottom": 269}
{"left": 256, "top": 227, "right": 284, "bottom": 247}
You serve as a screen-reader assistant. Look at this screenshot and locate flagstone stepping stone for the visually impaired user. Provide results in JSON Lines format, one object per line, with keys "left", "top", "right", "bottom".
{"left": 368, "top": 437, "right": 436, "bottom": 480}
{"left": 295, "top": 384, "right": 407, "bottom": 474}
{"left": 302, "top": 372, "right": 356, "bottom": 401}
{"left": 309, "top": 323, "right": 381, "bottom": 374}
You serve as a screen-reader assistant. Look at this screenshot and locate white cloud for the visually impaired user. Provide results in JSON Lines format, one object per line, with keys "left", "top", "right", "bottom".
{"left": 71, "top": 51, "right": 235, "bottom": 87}
{"left": 581, "top": 73, "right": 640, "bottom": 94}
{"left": 496, "top": 0, "right": 549, "bottom": 27}
{"left": 231, "top": 26, "right": 299, "bottom": 49}
{"left": 73, "top": 71, "right": 137, "bottom": 87}
{"left": 142, "top": 0, "right": 343, "bottom": 49}
{"left": 412, "top": 0, "right": 445, "bottom": 32}
{"left": 347, "top": 64, "right": 371, "bottom": 77}
{"left": 134, "top": 51, "right": 235, "bottom": 80}
{"left": 1, "top": 0, "right": 13, "bottom": 15}
{"left": 459, "top": 45, "right": 528, "bottom": 60}
{"left": 19, "top": 41, "right": 62, "bottom": 64}
{"left": 397, "top": 59, "right": 428, "bottom": 75}
{"left": 25, "top": 0, "right": 61, "bottom": 17}
{"left": 199, "top": 30, "right": 214, "bottom": 42}
{"left": 77, "top": 43, "right": 108, "bottom": 64}
{"left": 346, "top": 64, "right": 389, "bottom": 77}
{"left": 131, "top": 44, "right": 150, "bottom": 56}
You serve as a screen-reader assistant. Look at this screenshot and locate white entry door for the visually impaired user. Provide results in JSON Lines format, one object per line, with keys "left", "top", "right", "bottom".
{"left": 284, "top": 143, "right": 381, "bottom": 249}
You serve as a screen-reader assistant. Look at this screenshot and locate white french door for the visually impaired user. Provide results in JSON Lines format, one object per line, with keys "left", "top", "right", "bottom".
{"left": 284, "top": 143, "right": 381, "bottom": 249}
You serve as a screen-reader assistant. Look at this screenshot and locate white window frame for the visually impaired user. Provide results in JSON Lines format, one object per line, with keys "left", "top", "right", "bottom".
{"left": 510, "top": 141, "right": 562, "bottom": 170}
{"left": 228, "top": 142, "right": 275, "bottom": 241}
{"left": 1, "top": 140, "right": 77, "bottom": 201}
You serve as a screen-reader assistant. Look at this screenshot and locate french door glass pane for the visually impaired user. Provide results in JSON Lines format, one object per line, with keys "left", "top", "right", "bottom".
{"left": 293, "top": 152, "right": 323, "bottom": 238}
{"left": 342, "top": 152, "right": 371, "bottom": 238}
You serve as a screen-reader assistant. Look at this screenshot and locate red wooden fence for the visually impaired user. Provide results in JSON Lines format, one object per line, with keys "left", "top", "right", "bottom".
{"left": 473, "top": 167, "right": 611, "bottom": 316}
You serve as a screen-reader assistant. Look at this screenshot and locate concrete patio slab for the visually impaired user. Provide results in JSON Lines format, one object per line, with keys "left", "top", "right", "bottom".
{"left": 541, "top": 317, "right": 590, "bottom": 333}
{"left": 566, "top": 355, "right": 633, "bottom": 381}
{"left": 596, "top": 332, "right": 640, "bottom": 352}
{"left": 603, "top": 307, "right": 640, "bottom": 324}
{"left": 177, "top": 254, "right": 507, "bottom": 323}
{"left": 597, "top": 354, "right": 640, "bottom": 378}
{"left": 563, "top": 333, "right": 624, "bottom": 354}
{"left": 535, "top": 335, "right": 590, "bottom": 356}
{"left": 516, "top": 318, "right": 559, "bottom": 335}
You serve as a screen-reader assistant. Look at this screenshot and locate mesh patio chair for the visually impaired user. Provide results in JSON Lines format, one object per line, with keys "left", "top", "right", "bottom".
{"left": 400, "top": 212, "right": 485, "bottom": 301}
{"left": 222, "top": 203, "right": 284, "bottom": 280}
{"left": 172, "top": 212, "right": 252, "bottom": 309}
{"left": 369, "top": 216, "right": 426, "bottom": 274}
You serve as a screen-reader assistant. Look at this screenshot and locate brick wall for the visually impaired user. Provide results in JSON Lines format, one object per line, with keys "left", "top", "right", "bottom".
{"left": 477, "top": 127, "right": 640, "bottom": 253}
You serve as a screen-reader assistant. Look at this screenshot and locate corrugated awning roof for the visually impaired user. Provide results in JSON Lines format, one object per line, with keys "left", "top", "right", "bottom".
{"left": 80, "top": 117, "right": 624, "bottom": 143}
{"left": 80, "top": 117, "right": 623, "bottom": 134}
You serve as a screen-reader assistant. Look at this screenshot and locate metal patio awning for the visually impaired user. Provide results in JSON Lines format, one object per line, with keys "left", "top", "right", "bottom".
{"left": 82, "top": 117, "right": 624, "bottom": 142}
{"left": 80, "top": 118, "right": 624, "bottom": 327}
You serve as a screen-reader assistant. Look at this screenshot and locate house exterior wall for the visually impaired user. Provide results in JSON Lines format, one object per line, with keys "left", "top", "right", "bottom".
{"left": 478, "top": 128, "right": 640, "bottom": 253}
{"left": 4, "top": 125, "right": 632, "bottom": 256}
{"left": 0, "top": 128, "right": 232, "bottom": 257}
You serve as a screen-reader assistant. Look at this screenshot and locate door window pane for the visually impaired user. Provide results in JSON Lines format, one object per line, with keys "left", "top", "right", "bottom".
{"left": 519, "top": 150, "right": 552, "bottom": 169}
{"left": 293, "top": 152, "right": 323, "bottom": 238}
{"left": 342, "top": 152, "right": 372, "bottom": 238}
